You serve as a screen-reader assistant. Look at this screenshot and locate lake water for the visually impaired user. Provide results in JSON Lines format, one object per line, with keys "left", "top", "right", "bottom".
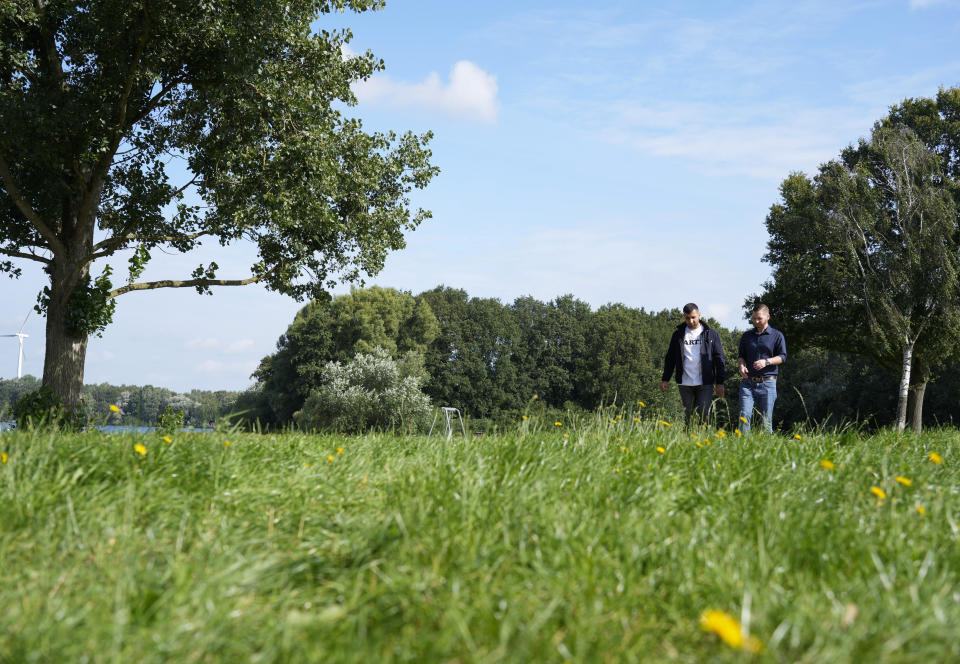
{"left": 1, "top": 422, "right": 214, "bottom": 434}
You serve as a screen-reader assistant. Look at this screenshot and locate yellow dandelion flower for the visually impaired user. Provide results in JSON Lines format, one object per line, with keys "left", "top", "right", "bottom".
{"left": 929, "top": 452, "right": 943, "bottom": 464}
{"left": 134, "top": 444, "right": 147, "bottom": 456}
{"left": 304, "top": 462, "right": 310, "bottom": 468}
{"left": 716, "top": 430, "right": 726, "bottom": 439}
{"left": 696, "top": 441, "right": 703, "bottom": 448}
{"left": 615, "top": 468, "right": 620, "bottom": 473}
{"left": 705, "top": 439, "right": 711, "bottom": 446}
{"left": 327, "top": 455, "right": 335, "bottom": 463}
{"left": 699, "top": 609, "right": 763, "bottom": 653}
{"left": 611, "top": 419, "right": 617, "bottom": 424}
{"left": 734, "top": 429, "right": 742, "bottom": 436}
{"left": 109, "top": 404, "right": 120, "bottom": 413}
{"left": 162, "top": 435, "right": 172, "bottom": 443}
{"left": 633, "top": 417, "right": 639, "bottom": 422}
{"left": 1, "top": 452, "right": 7, "bottom": 464}
{"left": 521, "top": 414, "right": 528, "bottom": 421}
{"left": 820, "top": 459, "right": 835, "bottom": 470}
{"left": 656, "top": 446, "right": 666, "bottom": 454}
{"left": 617, "top": 437, "right": 623, "bottom": 442}
{"left": 916, "top": 505, "right": 926, "bottom": 515}
{"left": 638, "top": 401, "right": 645, "bottom": 407}
{"left": 794, "top": 434, "right": 802, "bottom": 440}
{"left": 224, "top": 440, "right": 231, "bottom": 447}
{"left": 555, "top": 421, "right": 563, "bottom": 427}
{"left": 870, "top": 486, "right": 886, "bottom": 500}
{"left": 657, "top": 420, "right": 672, "bottom": 427}
{"left": 337, "top": 447, "right": 344, "bottom": 455}
{"left": 532, "top": 394, "right": 538, "bottom": 400}
{"left": 739, "top": 415, "right": 748, "bottom": 424}
{"left": 895, "top": 476, "right": 911, "bottom": 487}
{"left": 563, "top": 433, "right": 569, "bottom": 438}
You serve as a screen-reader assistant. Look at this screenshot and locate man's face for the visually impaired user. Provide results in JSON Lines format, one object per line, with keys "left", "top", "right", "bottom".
{"left": 752, "top": 309, "right": 770, "bottom": 331}
{"left": 684, "top": 310, "right": 701, "bottom": 329}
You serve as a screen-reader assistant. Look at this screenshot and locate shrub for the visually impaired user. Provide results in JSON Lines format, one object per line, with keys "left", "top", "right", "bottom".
{"left": 295, "top": 347, "right": 432, "bottom": 433}
{"left": 157, "top": 406, "right": 185, "bottom": 435}
{"left": 12, "top": 386, "right": 85, "bottom": 430}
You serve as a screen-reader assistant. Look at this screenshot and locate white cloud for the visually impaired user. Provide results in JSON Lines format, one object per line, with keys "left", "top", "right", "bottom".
{"left": 910, "top": 0, "right": 953, "bottom": 8}
{"left": 197, "top": 358, "right": 259, "bottom": 376}
{"left": 601, "top": 101, "right": 873, "bottom": 180}
{"left": 224, "top": 339, "right": 255, "bottom": 354}
{"left": 354, "top": 60, "right": 499, "bottom": 123}
{"left": 185, "top": 337, "right": 219, "bottom": 350}
{"left": 374, "top": 220, "right": 760, "bottom": 330}
{"left": 198, "top": 359, "right": 223, "bottom": 372}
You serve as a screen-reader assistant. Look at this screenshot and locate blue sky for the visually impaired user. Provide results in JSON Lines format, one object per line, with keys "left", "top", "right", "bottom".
{"left": 3, "top": 0, "right": 960, "bottom": 391}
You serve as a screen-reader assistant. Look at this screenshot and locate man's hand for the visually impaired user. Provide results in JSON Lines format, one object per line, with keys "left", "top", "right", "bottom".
{"left": 752, "top": 358, "right": 768, "bottom": 371}
{"left": 659, "top": 381, "right": 669, "bottom": 391}
{"left": 715, "top": 384, "right": 725, "bottom": 399}
{"left": 738, "top": 362, "right": 749, "bottom": 378}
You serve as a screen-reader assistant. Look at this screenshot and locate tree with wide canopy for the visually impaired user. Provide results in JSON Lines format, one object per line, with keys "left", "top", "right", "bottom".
{"left": 0, "top": 0, "right": 437, "bottom": 406}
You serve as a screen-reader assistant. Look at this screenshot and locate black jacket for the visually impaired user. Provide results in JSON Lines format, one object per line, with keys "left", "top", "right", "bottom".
{"left": 661, "top": 321, "right": 726, "bottom": 385}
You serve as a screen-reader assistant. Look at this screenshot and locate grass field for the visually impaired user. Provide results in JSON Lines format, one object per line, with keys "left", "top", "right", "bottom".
{"left": 2, "top": 415, "right": 960, "bottom": 663}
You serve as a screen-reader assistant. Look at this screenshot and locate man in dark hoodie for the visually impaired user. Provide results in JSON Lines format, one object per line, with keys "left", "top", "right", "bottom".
{"left": 659, "top": 303, "right": 727, "bottom": 425}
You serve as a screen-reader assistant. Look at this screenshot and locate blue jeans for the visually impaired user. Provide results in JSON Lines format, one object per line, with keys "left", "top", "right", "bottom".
{"left": 739, "top": 379, "right": 777, "bottom": 433}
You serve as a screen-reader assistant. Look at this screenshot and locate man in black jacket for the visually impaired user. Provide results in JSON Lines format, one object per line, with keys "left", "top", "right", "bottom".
{"left": 659, "top": 303, "right": 727, "bottom": 425}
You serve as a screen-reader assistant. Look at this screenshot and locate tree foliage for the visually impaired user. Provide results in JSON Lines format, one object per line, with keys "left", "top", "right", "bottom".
{"left": 253, "top": 286, "right": 438, "bottom": 424}
{"left": 295, "top": 346, "right": 432, "bottom": 432}
{"left": 0, "top": 0, "right": 437, "bottom": 405}
{"left": 755, "top": 93, "right": 960, "bottom": 431}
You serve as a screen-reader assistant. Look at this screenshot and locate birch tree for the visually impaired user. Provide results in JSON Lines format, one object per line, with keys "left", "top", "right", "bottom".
{"left": 757, "top": 125, "right": 960, "bottom": 431}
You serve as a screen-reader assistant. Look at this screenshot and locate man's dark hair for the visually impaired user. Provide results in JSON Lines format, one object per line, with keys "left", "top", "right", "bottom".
{"left": 682, "top": 303, "right": 699, "bottom": 314}
{"left": 752, "top": 303, "right": 770, "bottom": 315}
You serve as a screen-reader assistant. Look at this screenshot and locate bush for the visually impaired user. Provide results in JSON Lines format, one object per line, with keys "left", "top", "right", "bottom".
{"left": 295, "top": 347, "right": 432, "bottom": 433}
{"left": 157, "top": 406, "right": 185, "bottom": 435}
{"left": 12, "top": 386, "right": 85, "bottom": 430}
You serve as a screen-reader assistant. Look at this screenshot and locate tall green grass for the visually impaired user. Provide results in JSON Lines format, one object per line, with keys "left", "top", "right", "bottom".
{"left": 1, "top": 418, "right": 959, "bottom": 662}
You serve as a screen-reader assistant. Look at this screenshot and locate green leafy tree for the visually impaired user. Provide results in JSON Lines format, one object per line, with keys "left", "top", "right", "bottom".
{"left": 0, "top": 0, "right": 438, "bottom": 407}
{"left": 417, "top": 286, "right": 520, "bottom": 418}
{"left": 510, "top": 295, "right": 591, "bottom": 408}
{"left": 254, "top": 286, "right": 438, "bottom": 424}
{"left": 295, "top": 346, "right": 431, "bottom": 432}
{"left": 756, "top": 123, "right": 960, "bottom": 431}
{"left": 575, "top": 303, "right": 655, "bottom": 408}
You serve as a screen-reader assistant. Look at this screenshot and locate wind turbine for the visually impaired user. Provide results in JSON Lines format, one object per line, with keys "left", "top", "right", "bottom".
{"left": 2, "top": 314, "right": 30, "bottom": 379}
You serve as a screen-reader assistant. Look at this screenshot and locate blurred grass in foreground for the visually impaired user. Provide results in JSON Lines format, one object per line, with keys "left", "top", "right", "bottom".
{"left": 1, "top": 418, "right": 959, "bottom": 663}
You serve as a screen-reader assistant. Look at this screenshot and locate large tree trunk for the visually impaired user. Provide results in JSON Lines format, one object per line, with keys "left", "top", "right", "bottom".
{"left": 41, "top": 202, "right": 94, "bottom": 408}
{"left": 894, "top": 341, "right": 914, "bottom": 432}
{"left": 42, "top": 264, "right": 90, "bottom": 408}
{"left": 908, "top": 379, "right": 927, "bottom": 434}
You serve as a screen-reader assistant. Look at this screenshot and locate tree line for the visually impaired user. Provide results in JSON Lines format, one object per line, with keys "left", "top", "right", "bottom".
{"left": 236, "top": 285, "right": 960, "bottom": 431}
{"left": 0, "top": 376, "right": 240, "bottom": 427}
{"left": 5, "top": 282, "right": 959, "bottom": 431}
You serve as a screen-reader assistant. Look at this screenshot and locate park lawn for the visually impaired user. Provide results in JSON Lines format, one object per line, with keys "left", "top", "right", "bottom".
{"left": 1, "top": 419, "right": 959, "bottom": 663}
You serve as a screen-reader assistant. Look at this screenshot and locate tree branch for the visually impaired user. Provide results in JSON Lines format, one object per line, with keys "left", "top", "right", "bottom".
{"left": 0, "top": 246, "right": 52, "bottom": 264}
{"left": 34, "top": 0, "right": 65, "bottom": 85}
{"left": 0, "top": 152, "right": 65, "bottom": 255}
{"left": 88, "top": 230, "right": 214, "bottom": 262}
{"left": 129, "top": 77, "right": 180, "bottom": 127}
{"left": 79, "top": 4, "right": 153, "bottom": 223}
{"left": 107, "top": 264, "right": 281, "bottom": 299}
